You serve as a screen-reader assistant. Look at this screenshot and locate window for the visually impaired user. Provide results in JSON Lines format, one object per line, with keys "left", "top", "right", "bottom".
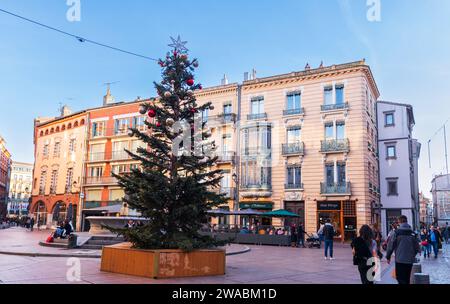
{"left": 241, "top": 160, "right": 271, "bottom": 188}
{"left": 325, "top": 163, "right": 346, "bottom": 185}
{"left": 242, "top": 125, "right": 272, "bottom": 155}
{"left": 53, "top": 142, "right": 61, "bottom": 158}
{"left": 112, "top": 165, "right": 127, "bottom": 175}
{"left": 223, "top": 104, "right": 233, "bottom": 122}
{"left": 385, "top": 112, "right": 395, "bottom": 126}
{"left": 50, "top": 170, "right": 58, "bottom": 194}
{"left": 115, "top": 118, "right": 130, "bottom": 135}
{"left": 337, "top": 162, "right": 346, "bottom": 184}
{"left": 286, "top": 166, "right": 302, "bottom": 187}
{"left": 335, "top": 85, "right": 344, "bottom": 104}
{"left": 387, "top": 179, "right": 398, "bottom": 196}
{"left": 69, "top": 139, "right": 76, "bottom": 153}
{"left": 39, "top": 171, "right": 47, "bottom": 194}
{"left": 325, "top": 163, "right": 334, "bottom": 185}
{"left": 43, "top": 144, "right": 49, "bottom": 157}
{"left": 89, "top": 167, "right": 103, "bottom": 177}
{"left": 65, "top": 168, "right": 74, "bottom": 193}
{"left": 287, "top": 92, "right": 301, "bottom": 110}
{"left": 325, "top": 123, "right": 334, "bottom": 139}
{"left": 221, "top": 134, "right": 232, "bottom": 154}
{"left": 287, "top": 127, "right": 301, "bottom": 143}
{"left": 387, "top": 145, "right": 396, "bottom": 159}
{"left": 251, "top": 97, "right": 264, "bottom": 114}
{"left": 324, "top": 86, "right": 333, "bottom": 105}
{"left": 92, "top": 121, "right": 106, "bottom": 137}
{"left": 110, "top": 189, "right": 125, "bottom": 201}
{"left": 336, "top": 122, "right": 345, "bottom": 139}
{"left": 133, "top": 116, "right": 147, "bottom": 131}
{"left": 324, "top": 122, "right": 345, "bottom": 140}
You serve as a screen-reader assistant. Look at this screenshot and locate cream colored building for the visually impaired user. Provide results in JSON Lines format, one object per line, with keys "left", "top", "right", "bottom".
{"left": 7, "top": 161, "right": 33, "bottom": 217}
{"left": 198, "top": 60, "right": 381, "bottom": 241}
{"left": 31, "top": 106, "right": 88, "bottom": 230}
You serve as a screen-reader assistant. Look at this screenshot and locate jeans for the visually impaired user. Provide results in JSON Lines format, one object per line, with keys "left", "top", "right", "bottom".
{"left": 395, "top": 262, "right": 413, "bottom": 285}
{"left": 358, "top": 263, "right": 375, "bottom": 285}
{"left": 319, "top": 234, "right": 324, "bottom": 246}
{"left": 430, "top": 241, "right": 439, "bottom": 257}
{"left": 298, "top": 235, "right": 305, "bottom": 247}
{"left": 422, "top": 244, "right": 431, "bottom": 257}
{"left": 324, "top": 240, "right": 333, "bottom": 258}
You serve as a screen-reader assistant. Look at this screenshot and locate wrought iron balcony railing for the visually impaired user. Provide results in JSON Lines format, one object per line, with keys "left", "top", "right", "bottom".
{"left": 247, "top": 113, "right": 268, "bottom": 120}
{"left": 240, "top": 183, "right": 272, "bottom": 190}
{"left": 320, "top": 139, "right": 350, "bottom": 153}
{"left": 320, "top": 182, "right": 351, "bottom": 195}
{"left": 84, "top": 176, "right": 118, "bottom": 185}
{"left": 216, "top": 151, "right": 235, "bottom": 163}
{"left": 283, "top": 108, "right": 304, "bottom": 116}
{"left": 282, "top": 142, "right": 305, "bottom": 155}
{"left": 285, "top": 183, "right": 304, "bottom": 190}
{"left": 321, "top": 102, "right": 349, "bottom": 112}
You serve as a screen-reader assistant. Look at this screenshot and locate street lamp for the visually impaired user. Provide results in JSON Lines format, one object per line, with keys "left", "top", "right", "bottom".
{"left": 232, "top": 173, "right": 239, "bottom": 226}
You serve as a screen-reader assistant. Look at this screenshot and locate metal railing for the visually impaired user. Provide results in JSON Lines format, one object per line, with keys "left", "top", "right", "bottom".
{"left": 214, "top": 187, "right": 235, "bottom": 198}
{"left": 240, "top": 183, "right": 272, "bottom": 190}
{"left": 320, "top": 139, "right": 350, "bottom": 153}
{"left": 216, "top": 151, "right": 235, "bottom": 163}
{"left": 285, "top": 183, "right": 304, "bottom": 190}
{"left": 283, "top": 108, "right": 304, "bottom": 116}
{"left": 321, "top": 102, "right": 349, "bottom": 112}
{"left": 91, "top": 126, "right": 148, "bottom": 139}
{"left": 282, "top": 142, "right": 304, "bottom": 155}
{"left": 320, "top": 182, "right": 351, "bottom": 195}
{"left": 84, "top": 176, "right": 118, "bottom": 185}
{"left": 247, "top": 113, "right": 268, "bottom": 120}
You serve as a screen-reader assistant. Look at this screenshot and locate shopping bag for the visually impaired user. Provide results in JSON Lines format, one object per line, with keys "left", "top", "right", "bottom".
{"left": 391, "top": 268, "right": 396, "bottom": 279}
{"left": 46, "top": 235, "right": 54, "bottom": 243}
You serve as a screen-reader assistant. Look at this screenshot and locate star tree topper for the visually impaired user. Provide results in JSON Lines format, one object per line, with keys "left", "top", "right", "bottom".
{"left": 168, "top": 35, "right": 189, "bottom": 53}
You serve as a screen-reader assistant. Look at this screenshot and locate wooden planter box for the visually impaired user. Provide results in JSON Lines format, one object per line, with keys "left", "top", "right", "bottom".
{"left": 100, "top": 243, "right": 226, "bottom": 279}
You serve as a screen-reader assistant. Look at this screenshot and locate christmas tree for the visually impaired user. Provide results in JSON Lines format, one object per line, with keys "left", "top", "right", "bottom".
{"left": 111, "top": 37, "right": 227, "bottom": 251}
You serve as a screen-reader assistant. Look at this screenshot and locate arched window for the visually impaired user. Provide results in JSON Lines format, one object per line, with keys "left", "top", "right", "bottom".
{"left": 80, "top": 119, "right": 85, "bottom": 125}
{"left": 62, "top": 125, "right": 66, "bottom": 131}
{"left": 74, "top": 121, "right": 79, "bottom": 127}
{"left": 45, "top": 130, "right": 49, "bottom": 135}
{"left": 68, "top": 123, "right": 72, "bottom": 129}
{"left": 50, "top": 128, "right": 54, "bottom": 134}
{"left": 40, "top": 131, "right": 44, "bottom": 137}
{"left": 56, "top": 126, "right": 60, "bottom": 132}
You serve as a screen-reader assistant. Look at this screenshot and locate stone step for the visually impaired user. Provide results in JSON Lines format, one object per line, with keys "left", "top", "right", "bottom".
{"left": 79, "top": 244, "right": 103, "bottom": 250}
{"left": 86, "top": 240, "right": 122, "bottom": 246}
{"left": 90, "top": 236, "right": 124, "bottom": 241}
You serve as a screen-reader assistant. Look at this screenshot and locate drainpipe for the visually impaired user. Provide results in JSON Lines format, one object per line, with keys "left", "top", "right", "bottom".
{"left": 79, "top": 112, "right": 89, "bottom": 232}
{"left": 234, "top": 84, "right": 242, "bottom": 227}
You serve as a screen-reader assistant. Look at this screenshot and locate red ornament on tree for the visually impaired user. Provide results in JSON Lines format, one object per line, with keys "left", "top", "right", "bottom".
{"left": 173, "top": 50, "right": 178, "bottom": 57}
{"left": 148, "top": 109, "right": 156, "bottom": 118}
{"left": 198, "top": 84, "right": 203, "bottom": 90}
{"left": 190, "top": 108, "right": 197, "bottom": 113}
{"left": 156, "top": 122, "right": 161, "bottom": 127}
{"left": 186, "top": 78, "right": 195, "bottom": 86}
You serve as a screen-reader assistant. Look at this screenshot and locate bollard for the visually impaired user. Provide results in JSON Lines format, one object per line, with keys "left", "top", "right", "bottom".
{"left": 414, "top": 273, "right": 430, "bottom": 284}
{"left": 410, "top": 263, "right": 422, "bottom": 284}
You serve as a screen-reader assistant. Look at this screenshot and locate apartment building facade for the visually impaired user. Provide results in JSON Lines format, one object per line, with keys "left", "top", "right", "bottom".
{"left": 80, "top": 97, "right": 149, "bottom": 231}
{"left": 0, "top": 136, "right": 12, "bottom": 219}
{"left": 198, "top": 60, "right": 381, "bottom": 241}
{"left": 7, "top": 161, "right": 33, "bottom": 218}
{"left": 377, "top": 101, "right": 421, "bottom": 236}
{"left": 30, "top": 107, "right": 88, "bottom": 230}
{"left": 431, "top": 174, "right": 450, "bottom": 227}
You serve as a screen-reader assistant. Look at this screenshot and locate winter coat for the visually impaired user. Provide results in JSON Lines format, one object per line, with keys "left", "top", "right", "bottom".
{"left": 386, "top": 223, "right": 420, "bottom": 264}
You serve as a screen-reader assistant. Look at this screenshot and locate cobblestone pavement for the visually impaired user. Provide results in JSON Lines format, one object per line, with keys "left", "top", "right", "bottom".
{"left": 420, "top": 243, "right": 450, "bottom": 284}
{"left": 0, "top": 227, "right": 448, "bottom": 284}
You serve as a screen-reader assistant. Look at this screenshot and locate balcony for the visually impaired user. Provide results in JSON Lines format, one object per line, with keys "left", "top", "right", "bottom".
{"left": 247, "top": 113, "right": 267, "bottom": 120}
{"left": 91, "top": 126, "right": 148, "bottom": 139}
{"left": 321, "top": 103, "right": 349, "bottom": 112}
{"left": 240, "top": 183, "right": 272, "bottom": 191}
{"left": 83, "top": 201, "right": 123, "bottom": 210}
{"left": 283, "top": 108, "right": 304, "bottom": 116}
{"left": 84, "top": 176, "right": 118, "bottom": 186}
{"left": 207, "top": 113, "right": 237, "bottom": 128}
{"left": 112, "top": 150, "right": 133, "bottom": 160}
{"left": 282, "top": 142, "right": 304, "bottom": 156}
{"left": 242, "top": 147, "right": 272, "bottom": 157}
{"left": 320, "top": 139, "right": 350, "bottom": 153}
{"left": 285, "top": 183, "right": 304, "bottom": 190}
{"left": 88, "top": 152, "right": 110, "bottom": 162}
{"left": 216, "top": 151, "right": 235, "bottom": 163}
{"left": 320, "top": 182, "right": 351, "bottom": 195}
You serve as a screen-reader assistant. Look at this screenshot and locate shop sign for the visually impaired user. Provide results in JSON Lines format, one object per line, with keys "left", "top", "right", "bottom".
{"left": 317, "top": 202, "right": 341, "bottom": 211}
{"left": 239, "top": 202, "right": 273, "bottom": 210}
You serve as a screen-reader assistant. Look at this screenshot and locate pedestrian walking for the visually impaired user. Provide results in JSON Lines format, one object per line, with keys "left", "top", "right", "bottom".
{"left": 372, "top": 223, "right": 383, "bottom": 260}
{"left": 386, "top": 215, "right": 420, "bottom": 285}
{"left": 29, "top": 217, "right": 35, "bottom": 232}
{"left": 323, "top": 219, "right": 335, "bottom": 260}
{"left": 297, "top": 223, "right": 306, "bottom": 248}
{"left": 429, "top": 226, "right": 443, "bottom": 258}
{"left": 317, "top": 221, "right": 325, "bottom": 247}
{"left": 351, "top": 225, "right": 378, "bottom": 284}
{"left": 419, "top": 228, "right": 431, "bottom": 258}
{"left": 290, "top": 224, "right": 298, "bottom": 247}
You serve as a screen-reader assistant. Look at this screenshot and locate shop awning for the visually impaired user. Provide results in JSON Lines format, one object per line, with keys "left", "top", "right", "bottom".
{"left": 262, "top": 209, "right": 300, "bottom": 218}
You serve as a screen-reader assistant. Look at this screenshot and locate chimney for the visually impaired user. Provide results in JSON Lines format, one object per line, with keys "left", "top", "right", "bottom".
{"left": 103, "top": 85, "right": 115, "bottom": 106}
{"left": 251, "top": 69, "right": 257, "bottom": 80}
{"left": 221, "top": 74, "right": 229, "bottom": 85}
{"left": 60, "top": 105, "right": 72, "bottom": 117}
{"left": 244, "top": 72, "right": 249, "bottom": 81}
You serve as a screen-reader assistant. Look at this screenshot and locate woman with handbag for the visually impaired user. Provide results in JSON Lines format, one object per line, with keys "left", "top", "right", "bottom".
{"left": 419, "top": 228, "right": 431, "bottom": 258}
{"left": 351, "top": 225, "right": 378, "bottom": 284}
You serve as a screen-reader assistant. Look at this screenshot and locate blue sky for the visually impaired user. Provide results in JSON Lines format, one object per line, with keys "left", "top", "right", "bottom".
{"left": 0, "top": 0, "right": 449, "bottom": 195}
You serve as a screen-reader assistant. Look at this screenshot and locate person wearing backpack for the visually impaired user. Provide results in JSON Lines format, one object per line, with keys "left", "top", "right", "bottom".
{"left": 351, "top": 225, "right": 378, "bottom": 284}
{"left": 323, "top": 219, "right": 335, "bottom": 260}
{"left": 386, "top": 215, "right": 420, "bottom": 285}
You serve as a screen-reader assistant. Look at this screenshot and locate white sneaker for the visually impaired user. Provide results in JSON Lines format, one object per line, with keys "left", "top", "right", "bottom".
{"left": 330, "top": 257, "right": 335, "bottom": 260}
{"left": 324, "top": 257, "right": 328, "bottom": 260}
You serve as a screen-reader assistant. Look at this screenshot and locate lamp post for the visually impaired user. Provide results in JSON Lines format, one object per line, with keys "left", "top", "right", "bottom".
{"left": 232, "top": 173, "right": 239, "bottom": 227}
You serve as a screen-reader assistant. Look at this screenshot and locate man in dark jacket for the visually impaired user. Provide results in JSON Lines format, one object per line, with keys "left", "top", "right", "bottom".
{"left": 297, "top": 223, "right": 306, "bottom": 248}
{"left": 386, "top": 215, "right": 420, "bottom": 284}
{"left": 323, "top": 219, "right": 335, "bottom": 260}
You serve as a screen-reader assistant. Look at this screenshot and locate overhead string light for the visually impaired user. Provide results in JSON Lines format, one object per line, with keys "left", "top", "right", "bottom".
{"left": 0, "top": 8, "right": 158, "bottom": 61}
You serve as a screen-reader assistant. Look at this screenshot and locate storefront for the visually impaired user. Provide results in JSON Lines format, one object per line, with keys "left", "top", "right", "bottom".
{"left": 239, "top": 202, "right": 273, "bottom": 226}
{"left": 317, "top": 201, "right": 357, "bottom": 242}
{"left": 284, "top": 201, "right": 305, "bottom": 227}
